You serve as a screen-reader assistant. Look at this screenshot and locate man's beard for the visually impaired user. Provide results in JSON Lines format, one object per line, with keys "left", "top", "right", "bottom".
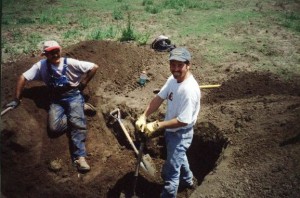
{"left": 172, "top": 72, "right": 181, "bottom": 78}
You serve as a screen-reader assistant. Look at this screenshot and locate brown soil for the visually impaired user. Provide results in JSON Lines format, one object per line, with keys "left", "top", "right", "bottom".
{"left": 1, "top": 40, "right": 300, "bottom": 198}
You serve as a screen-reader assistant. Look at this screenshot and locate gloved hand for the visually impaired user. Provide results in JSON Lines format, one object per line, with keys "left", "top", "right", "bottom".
{"left": 144, "top": 121, "right": 160, "bottom": 138}
{"left": 135, "top": 114, "right": 146, "bottom": 132}
{"left": 4, "top": 98, "right": 20, "bottom": 109}
{"left": 78, "top": 82, "right": 86, "bottom": 91}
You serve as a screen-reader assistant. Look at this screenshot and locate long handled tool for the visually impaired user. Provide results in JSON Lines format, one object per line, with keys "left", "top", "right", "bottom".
{"left": 110, "top": 108, "right": 156, "bottom": 177}
{"left": 1, "top": 106, "right": 13, "bottom": 116}
{"left": 153, "top": 84, "right": 221, "bottom": 94}
{"left": 199, "top": 84, "right": 221, "bottom": 89}
{"left": 131, "top": 134, "right": 145, "bottom": 198}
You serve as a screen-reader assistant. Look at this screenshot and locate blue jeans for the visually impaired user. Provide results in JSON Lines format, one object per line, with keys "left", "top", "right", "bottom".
{"left": 161, "top": 128, "right": 194, "bottom": 198}
{"left": 48, "top": 89, "right": 87, "bottom": 160}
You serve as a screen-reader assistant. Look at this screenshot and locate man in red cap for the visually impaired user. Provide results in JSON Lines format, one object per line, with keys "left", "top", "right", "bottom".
{"left": 4, "top": 40, "right": 99, "bottom": 172}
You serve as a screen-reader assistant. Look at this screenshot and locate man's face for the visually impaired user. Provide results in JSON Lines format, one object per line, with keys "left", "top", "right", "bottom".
{"left": 169, "top": 60, "right": 190, "bottom": 83}
{"left": 45, "top": 49, "right": 61, "bottom": 65}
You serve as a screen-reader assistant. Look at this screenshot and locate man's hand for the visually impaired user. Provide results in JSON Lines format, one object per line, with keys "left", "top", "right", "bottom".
{"left": 4, "top": 98, "right": 20, "bottom": 109}
{"left": 144, "top": 121, "right": 160, "bottom": 138}
{"left": 78, "top": 82, "right": 87, "bottom": 91}
{"left": 135, "top": 114, "right": 146, "bottom": 132}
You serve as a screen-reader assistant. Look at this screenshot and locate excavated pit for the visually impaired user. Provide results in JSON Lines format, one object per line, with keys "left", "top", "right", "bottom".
{"left": 103, "top": 109, "right": 229, "bottom": 198}
{"left": 2, "top": 40, "right": 300, "bottom": 198}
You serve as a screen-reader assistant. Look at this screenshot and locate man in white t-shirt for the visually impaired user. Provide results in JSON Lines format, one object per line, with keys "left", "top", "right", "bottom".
{"left": 135, "top": 47, "right": 201, "bottom": 197}
{"left": 4, "top": 40, "right": 99, "bottom": 172}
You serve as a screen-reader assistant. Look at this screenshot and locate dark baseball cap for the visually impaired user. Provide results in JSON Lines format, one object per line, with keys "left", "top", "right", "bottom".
{"left": 169, "top": 47, "right": 191, "bottom": 62}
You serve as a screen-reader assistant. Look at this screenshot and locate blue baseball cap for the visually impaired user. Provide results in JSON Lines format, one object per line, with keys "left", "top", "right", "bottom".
{"left": 169, "top": 47, "right": 191, "bottom": 62}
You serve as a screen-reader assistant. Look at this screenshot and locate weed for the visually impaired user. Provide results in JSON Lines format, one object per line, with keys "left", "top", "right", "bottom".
{"left": 120, "top": 14, "right": 136, "bottom": 41}
{"left": 142, "top": 0, "right": 154, "bottom": 6}
{"left": 4, "top": 45, "right": 19, "bottom": 55}
{"left": 194, "top": 1, "right": 224, "bottom": 10}
{"left": 174, "top": 6, "right": 185, "bottom": 15}
{"left": 88, "top": 29, "right": 104, "bottom": 40}
{"left": 113, "top": 9, "right": 124, "bottom": 20}
{"left": 121, "top": 3, "right": 130, "bottom": 11}
{"left": 1, "top": 38, "right": 7, "bottom": 49}
{"left": 136, "top": 33, "right": 150, "bottom": 45}
{"left": 105, "top": 26, "right": 118, "bottom": 39}
{"left": 27, "top": 33, "right": 43, "bottom": 45}
{"left": 285, "top": 12, "right": 299, "bottom": 20}
{"left": 163, "top": 0, "right": 188, "bottom": 9}
{"left": 280, "top": 11, "right": 300, "bottom": 32}
{"left": 39, "top": 13, "right": 58, "bottom": 24}
{"left": 87, "top": 26, "right": 117, "bottom": 40}
{"left": 63, "top": 29, "right": 81, "bottom": 39}
{"left": 80, "top": 18, "right": 91, "bottom": 29}
{"left": 120, "top": 25, "right": 135, "bottom": 41}
{"left": 17, "top": 17, "right": 35, "bottom": 24}
{"left": 163, "top": 0, "right": 224, "bottom": 10}
{"left": 145, "top": 5, "right": 160, "bottom": 14}
{"left": 11, "top": 29, "right": 23, "bottom": 42}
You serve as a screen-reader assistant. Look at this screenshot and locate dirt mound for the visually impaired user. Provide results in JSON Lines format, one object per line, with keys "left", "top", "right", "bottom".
{"left": 1, "top": 41, "right": 300, "bottom": 198}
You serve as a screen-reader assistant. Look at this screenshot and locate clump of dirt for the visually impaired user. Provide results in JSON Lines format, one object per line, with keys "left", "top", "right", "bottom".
{"left": 1, "top": 40, "right": 300, "bottom": 198}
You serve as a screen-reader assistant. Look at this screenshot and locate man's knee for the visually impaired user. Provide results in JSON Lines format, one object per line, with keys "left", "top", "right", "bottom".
{"left": 48, "top": 119, "right": 67, "bottom": 132}
{"left": 69, "top": 117, "right": 87, "bottom": 130}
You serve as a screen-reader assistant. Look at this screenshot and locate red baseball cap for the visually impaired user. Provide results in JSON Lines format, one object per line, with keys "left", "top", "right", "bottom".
{"left": 42, "top": 40, "right": 61, "bottom": 54}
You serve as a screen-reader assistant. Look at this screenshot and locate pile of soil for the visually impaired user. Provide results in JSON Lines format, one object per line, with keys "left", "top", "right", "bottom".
{"left": 1, "top": 41, "right": 300, "bottom": 198}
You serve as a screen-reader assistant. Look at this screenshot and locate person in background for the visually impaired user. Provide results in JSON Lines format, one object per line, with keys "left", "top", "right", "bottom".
{"left": 4, "top": 40, "right": 99, "bottom": 172}
{"left": 135, "top": 47, "right": 201, "bottom": 197}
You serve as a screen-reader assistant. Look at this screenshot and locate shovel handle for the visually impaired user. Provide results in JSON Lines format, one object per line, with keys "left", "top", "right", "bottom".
{"left": 110, "top": 108, "right": 140, "bottom": 154}
{"left": 134, "top": 142, "right": 144, "bottom": 177}
{"left": 110, "top": 108, "right": 154, "bottom": 174}
{"left": 200, "top": 84, "right": 221, "bottom": 89}
{"left": 153, "top": 84, "right": 221, "bottom": 94}
{"left": 118, "top": 120, "right": 151, "bottom": 172}
{"left": 118, "top": 120, "right": 139, "bottom": 155}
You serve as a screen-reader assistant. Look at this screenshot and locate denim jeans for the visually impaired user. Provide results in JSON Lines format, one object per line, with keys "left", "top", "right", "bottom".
{"left": 161, "top": 127, "right": 194, "bottom": 198}
{"left": 48, "top": 89, "right": 87, "bottom": 160}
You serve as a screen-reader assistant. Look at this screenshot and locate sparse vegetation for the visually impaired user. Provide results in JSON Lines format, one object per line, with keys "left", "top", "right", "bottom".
{"left": 1, "top": 0, "right": 299, "bottom": 78}
{"left": 280, "top": 11, "right": 300, "bottom": 32}
{"left": 112, "top": 9, "right": 124, "bottom": 20}
{"left": 120, "top": 14, "right": 136, "bottom": 41}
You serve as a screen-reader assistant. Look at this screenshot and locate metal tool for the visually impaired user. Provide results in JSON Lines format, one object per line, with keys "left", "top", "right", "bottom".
{"left": 131, "top": 134, "right": 145, "bottom": 198}
{"left": 110, "top": 108, "right": 156, "bottom": 177}
{"left": 1, "top": 106, "right": 13, "bottom": 116}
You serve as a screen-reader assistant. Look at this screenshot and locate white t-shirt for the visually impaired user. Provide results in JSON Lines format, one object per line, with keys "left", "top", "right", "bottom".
{"left": 23, "top": 58, "right": 95, "bottom": 87}
{"left": 158, "top": 74, "right": 201, "bottom": 132}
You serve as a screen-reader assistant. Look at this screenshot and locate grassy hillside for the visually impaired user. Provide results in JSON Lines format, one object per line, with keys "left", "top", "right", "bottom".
{"left": 2, "top": 0, "right": 300, "bottom": 77}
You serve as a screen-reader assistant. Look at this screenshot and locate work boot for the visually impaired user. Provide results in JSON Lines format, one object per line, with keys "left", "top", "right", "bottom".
{"left": 84, "top": 103, "right": 96, "bottom": 115}
{"left": 74, "top": 157, "right": 91, "bottom": 171}
{"left": 187, "top": 177, "right": 198, "bottom": 189}
{"left": 179, "top": 177, "right": 198, "bottom": 190}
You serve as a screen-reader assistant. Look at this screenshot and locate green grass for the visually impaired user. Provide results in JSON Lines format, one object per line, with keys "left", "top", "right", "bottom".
{"left": 87, "top": 26, "right": 118, "bottom": 40}
{"left": 280, "top": 11, "right": 300, "bottom": 32}
{"left": 1, "top": 0, "right": 300, "bottom": 78}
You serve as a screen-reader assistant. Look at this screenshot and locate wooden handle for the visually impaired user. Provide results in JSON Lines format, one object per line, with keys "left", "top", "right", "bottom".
{"left": 118, "top": 120, "right": 139, "bottom": 155}
{"left": 199, "top": 84, "right": 221, "bottom": 89}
